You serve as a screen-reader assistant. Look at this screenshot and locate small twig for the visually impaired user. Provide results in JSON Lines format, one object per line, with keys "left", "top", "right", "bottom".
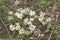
{"left": 0, "top": 17, "right": 12, "bottom": 40}
{"left": 48, "top": 32, "right": 52, "bottom": 40}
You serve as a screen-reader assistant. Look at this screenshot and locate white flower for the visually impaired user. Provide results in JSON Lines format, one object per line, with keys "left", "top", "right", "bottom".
{"left": 29, "top": 18, "right": 35, "bottom": 21}
{"left": 24, "top": 18, "right": 28, "bottom": 24}
{"left": 15, "top": 26, "right": 21, "bottom": 30}
{"left": 27, "top": 21, "right": 32, "bottom": 25}
{"left": 25, "top": 8, "right": 30, "bottom": 12}
{"left": 15, "top": 22, "right": 20, "bottom": 26}
{"left": 28, "top": 24, "right": 36, "bottom": 31}
{"left": 25, "top": 31, "right": 30, "bottom": 34}
{"left": 21, "top": 9, "right": 26, "bottom": 14}
{"left": 34, "top": 15, "right": 38, "bottom": 18}
{"left": 24, "top": 18, "right": 28, "bottom": 22}
{"left": 9, "top": 24, "right": 15, "bottom": 31}
{"left": 38, "top": 17, "right": 44, "bottom": 22}
{"left": 15, "top": 12, "right": 23, "bottom": 19}
{"left": 9, "top": 11, "right": 13, "bottom": 15}
{"left": 15, "top": 22, "right": 21, "bottom": 30}
{"left": 15, "top": 12, "right": 20, "bottom": 17}
{"left": 7, "top": 16, "right": 13, "bottom": 21}
{"left": 38, "top": 11, "right": 45, "bottom": 22}
{"left": 19, "top": 28, "right": 25, "bottom": 34}
{"left": 29, "top": 10, "right": 35, "bottom": 16}
{"left": 21, "top": 8, "right": 30, "bottom": 15}
{"left": 24, "top": 18, "right": 32, "bottom": 25}
{"left": 25, "top": 8, "right": 30, "bottom": 13}
{"left": 46, "top": 17, "right": 51, "bottom": 22}
{"left": 39, "top": 11, "right": 45, "bottom": 17}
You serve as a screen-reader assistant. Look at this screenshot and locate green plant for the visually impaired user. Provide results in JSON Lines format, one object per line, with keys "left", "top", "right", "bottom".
{"left": 18, "top": 34, "right": 25, "bottom": 39}
{"left": 50, "top": 25, "right": 57, "bottom": 34}
{"left": 36, "top": 0, "right": 53, "bottom": 11}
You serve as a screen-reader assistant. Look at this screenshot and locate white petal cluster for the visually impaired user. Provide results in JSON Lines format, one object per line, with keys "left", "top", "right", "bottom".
{"left": 28, "top": 24, "right": 36, "bottom": 31}
{"left": 23, "top": 17, "right": 36, "bottom": 25}
{"left": 9, "top": 24, "right": 15, "bottom": 31}
{"left": 19, "top": 28, "right": 25, "bottom": 34}
{"left": 29, "top": 10, "right": 35, "bottom": 16}
{"left": 43, "top": 17, "right": 51, "bottom": 25}
{"left": 8, "top": 8, "right": 36, "bottom": 21}
{"left": 46, "top": 17, "right": 51, "bottom": 22}
{"left": 27, "top": 21, "right": 32, "bottom": 25}
{"left": 24, "top": 18, "right": 32, "bottom": 25}
{"left": 38, "top": 16, "right": 44, "bottom": 22}
{"left": 9, "top": 22, "right": 26, "bottom": 34}
{"left": 15, "top": 12, "right": 24, "bottom": 19}
{"left": 24, "top": 31, "right": 30, "bottom": 34}
{"left": 29, "top": 18, "right": 35, "bottom": 21}
{"left": 8, "top": 8, "right": 52, "bottom": 37}
{"left": 15, "top": 22, "right": 21, "bottom": 30}
{"left": 9, "top": 11, "right": 13, "bottom": 15}
{"left": 9, "top": 22, "right": 21, "bottom": 31}
{"left": 38, "top": 11, "right": 45, "bottom": 22}
{"left": 21, "top": 8, "right": 30, "bottom": 14}
{"left": 17, "top": 8, "right": 30, "bottom": 15}
{"left": 17, "top": 8, "right": 35, "bottom": 16}
{"left": 24, "top": 18, "right": 29, "bottom": 23}
{"left": 39, "top": 11, "right": 45, "bottom": 17}
{"left": 38, "top": 11, "right": 51, "bottom": 25}
{"left": 7, "top": 11, "right": 14, "bottom": 21}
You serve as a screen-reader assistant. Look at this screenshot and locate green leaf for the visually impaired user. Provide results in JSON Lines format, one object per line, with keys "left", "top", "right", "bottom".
{"left": 36, "top": 0, "right": 53, "bottom": 11}
{"left": 50, "top": 25, "right": 57, "bottom": 34}
{"left": 36, "top": 0, "right": 47, "bottom": 11}
{"left": 18, "top": 34, "right": 25, "bottom": 39}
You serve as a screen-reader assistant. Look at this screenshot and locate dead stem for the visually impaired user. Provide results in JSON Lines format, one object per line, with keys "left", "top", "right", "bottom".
{"left": 0, "top": 17, "right": 12, "bottom": 40}
{"left": 48, "top": 32, "right": 52, "bottom": 40}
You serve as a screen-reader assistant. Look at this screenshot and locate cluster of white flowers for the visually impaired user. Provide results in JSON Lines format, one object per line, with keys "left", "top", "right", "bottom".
{"left": 23, "top": 17, "right": 36, "bottom": 32}
{"left": 7, "top": 11, "right": 13, "bottom": 21}
{"left": 9, "top": 22, "right": 21, "bottom": 31}
{"left": 29, "top": 10, "right": 35, "bottom": 16}
{"left": 28, "top": 24, "right": 36, "bottom": 31}
{"left": 9, "top": 22, "right": 36, "bottom": 34}
{"left": 24, "top": 17, "right": 35, "bottom": 25}
{"left": 38, "top": 11, "right": 45, "bottom": 22}
{"left": 18, "top": 28, "right": 25, "bottom": 34}
{"left": 8, "top": 8, "right": 36, "bottom": 21}
{"left": 9, "top": 11, "right": 13, "bottom": 15}
{"left": 24, "top": 18, "right": 32, "bottom": 25}
{"left": 17, "top": 8, "right": 36, "bottom": 17}
{"left": 38, "top": 11, "right": 51, "bottom": 25}
{"left": 8, "top": 8, "right": 51, "bottom": 36}
{"left": 8, "top": 8, "right": 37, "bottom": 35}
{"left": 9, "top": 24, "right": 15, "bottom": 31}
{"left": 9, "top": 22, "right": 27, "bottom": 34}
{"left": 29, "top": 18, "right": 35, "bottom": 21}
{"left": 46, "top": 17, "right": 51, "bottom": 22}
{"left": 15, "top": 12, "right": 24, "bottom": 19}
